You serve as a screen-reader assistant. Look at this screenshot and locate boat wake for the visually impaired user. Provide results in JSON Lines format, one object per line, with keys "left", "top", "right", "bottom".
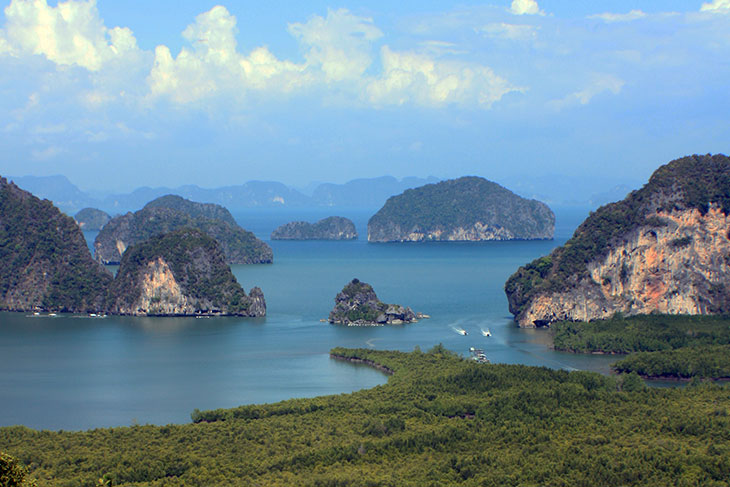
{"left": 451, "top": 326, "right": 468, "bottom": 336}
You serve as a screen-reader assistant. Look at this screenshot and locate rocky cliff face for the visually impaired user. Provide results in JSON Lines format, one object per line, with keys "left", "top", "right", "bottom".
{"left": 106, "top": 228, "right": 265, "bottom": 317}
{"left": 271, "top": 216, "right": 357, "bottom": 240}
{"left": 506, "top": 154, "right": 730, "bottom": 327}
{"left": 94, "top": 196, "right": 272, "bottom": 265}
{"left": 328, "top": 278, "right": 418, "bottom": 325}
{"left": 367, "top": 176, "right": 554, "bottom": 242}
{"left": 0, "top": 177, "right": 112, "bottom": 312}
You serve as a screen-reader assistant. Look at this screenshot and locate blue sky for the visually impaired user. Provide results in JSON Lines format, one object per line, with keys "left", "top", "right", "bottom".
{"left": 0, "top": 0, "right": 728, "bottom": 202}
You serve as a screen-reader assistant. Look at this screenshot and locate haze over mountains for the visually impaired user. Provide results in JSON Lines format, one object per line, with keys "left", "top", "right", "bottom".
{"left": 9, "top": 175, "right": 442, "bottom": 214}
{"left": 9, "top": 173, "right": 640, "bottom": 215}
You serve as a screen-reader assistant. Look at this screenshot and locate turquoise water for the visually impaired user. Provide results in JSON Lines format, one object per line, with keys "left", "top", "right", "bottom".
{"left": 0, "top": 207, "right": 620, "bottom": 431}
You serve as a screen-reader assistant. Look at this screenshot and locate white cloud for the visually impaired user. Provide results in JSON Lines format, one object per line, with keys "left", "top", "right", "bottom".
{"left": 148, "top": 6, "right": 307, "bottom": 103}
{"left": 589, "top": 10, "right": 647, "bottom": 22}
{"left": 549, "top": 75, "right": 625, "bottom": 110}
{"left": 366, "top": 46, "right": 522, "bottom": 108}
{"left": 510, "top": 0, "right": 544, "bottom": 16}
{"left": 700, "top": 0, "right": 730, "bottom": 11}
{"left": 288, "top": 8, "right": 382, "bottom": 82}
{"left": 0, "top": 0, "right": 140, "bottom": 70}
{"left": 479, "top": 22, "right": 537, "bottom": 41}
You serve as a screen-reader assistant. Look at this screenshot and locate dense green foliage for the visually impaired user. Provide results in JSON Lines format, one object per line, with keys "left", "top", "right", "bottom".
{"left": 613, "top": 345, "right": 730, "bottom": 379}
{"left": 107, "top": 228, "right": 255, "bottom": 315}
{"left": 73, "top": 208, "right": 111, "bottom": 231}
{"left": 95, "top": 197, "right": 272, "bottom": 265}
{"left": 506, "top": 154, "right": 730, "bottom": 318}
{"left": 2, "top": 347, "right": 730, "bottom": 486}
{"left": 0, "top": 452, "right": 36, "bottom": 487}
{"left": 368, "top": 176, "right": 554, "bottom": 241}
{"left": 553, "top": 314, "right": 730, "bottom": 379}
{"left": 552, "top": 314, "right": 730, "bottom": 353}
{"left": 0, "top": 177, "right": 112, "bottom": 312}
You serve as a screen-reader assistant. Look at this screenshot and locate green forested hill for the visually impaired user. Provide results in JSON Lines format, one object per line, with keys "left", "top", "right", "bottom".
{"left": 1, "top": 347, "right": 728, "bottom": 486}
{"left": 368, "top": 176, "right": 555, "bottom": 242}
{"left": 0, "top": 177, "right": 112, "bottom": 312}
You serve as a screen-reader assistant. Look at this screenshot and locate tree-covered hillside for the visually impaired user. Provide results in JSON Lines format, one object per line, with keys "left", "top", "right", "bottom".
{"left": 1, "top": 347, "right": 728, "bottom": 486}
{"left": 0, "top": 177, "right": 112, "bottom": 312}
{"left": 368, "top": 176, "right": 554, "bottom": 242}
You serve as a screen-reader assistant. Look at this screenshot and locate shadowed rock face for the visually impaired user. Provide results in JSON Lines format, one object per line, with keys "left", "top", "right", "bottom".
{"left": 367, "top": 176, "right": 554, "bottom": 242}
{"left": 271, "top": 216, "right": 357, "bottom": 240}
{"left": 94, "top": 195, "right": 272, "bottom": 265}
{"left": 0, "top": 177, "right": 112, "bottom": 313}
{"left": 328, "top": 278, "right": 417, "bottom": 325}
{"left": 106, "top": 228, "right": 265, "bottom": 317}
{"left": 506, "top": 154, "right": 730, "bottom": 327}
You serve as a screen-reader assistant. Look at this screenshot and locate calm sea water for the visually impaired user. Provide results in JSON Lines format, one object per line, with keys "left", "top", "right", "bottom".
{"left": 0, "top": 207, "right": 620, "bottom": 431}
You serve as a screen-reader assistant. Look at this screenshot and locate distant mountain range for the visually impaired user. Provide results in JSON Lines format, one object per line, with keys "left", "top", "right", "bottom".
{"left": 7, "top": 175, "right": 441, "bottom": 214}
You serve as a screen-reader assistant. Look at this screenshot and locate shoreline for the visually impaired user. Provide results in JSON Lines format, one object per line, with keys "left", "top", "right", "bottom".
{"left": 329, "top": 353, "right": 395, "bottom": 376}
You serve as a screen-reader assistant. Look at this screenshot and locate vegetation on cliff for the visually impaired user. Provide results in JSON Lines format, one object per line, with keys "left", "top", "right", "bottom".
{"left": 368, "top": 176, "right": 554, "bottom": 242}
{"left": 505, "top": 154, "right": 730, "bottom": 322}
{"left": 106, "top": 228, "right": 265, "bottom": 316}
{"left": 2, "top": 347, "right": 730, "bottom": 486}
{"left": 328, "top": 278, "right": 416, "bottom": 324}
{"left": 94, "top": 195, "right": 272, "bottom": 265}
{"left": 73, "top": 207, "right": 111, "bottom": 231}
{"left": 552, "top": 314, "right": 730, "bottom": 379}
{"left": 0, "top": 177, "right": 112, "bottom": 312}
{"left": 271, "top": 216, "right": 357, "bottom": 240}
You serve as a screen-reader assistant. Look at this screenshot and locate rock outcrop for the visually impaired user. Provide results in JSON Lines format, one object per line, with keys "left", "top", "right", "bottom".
{"left": 0, "top": 177, "right": 112, "bottom": 312}
{"left": 328, "top": 278, "right": 419, "bottom": 325}
{"left": 94, "top": 195, "right": 272, "bottom": 265}
{"left": 106, "top": 228, "right": 265, "bottom": 316}
{"left": 74, "top": 207, "right": 111, "bottom": 231}
{"left": 271, "top": 216, "right": 357, "bottom": 240}
{"left": 367, "top": 176, "right": 554, "bottom": 242}
{"left": 505, "top": 154, "right": 730, "bottom": 327}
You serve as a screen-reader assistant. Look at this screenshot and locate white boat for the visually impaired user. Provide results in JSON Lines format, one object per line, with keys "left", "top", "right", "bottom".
{"left": 481, "top": 329, "right": 491, "bottom": 337}
{"left": 458, "top": 329, "right": 468, "bottom": 336}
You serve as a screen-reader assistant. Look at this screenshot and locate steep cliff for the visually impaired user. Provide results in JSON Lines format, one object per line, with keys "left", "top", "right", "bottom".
{"left": 367, "top": 177, "right": 554, "bottom": 242}
{"left": 271, "top": 216, "right": 357, "bottom": 240}
{"left": 505, "top": 154, "right": 730, "bottom": 327}
{"left": 328, "top": 278, "right": 418, "bottom": 325}
{"left": 94, "top": 195, "right": 272, "bottom": 265}
{"left": 0, "top": 177, "right": 112, "bottom": 312}
{"left": 106, "top": 228, "right": 265, "bottom": 316}
{"left": 74, "top": 207, "right": 111, "bottom": 231}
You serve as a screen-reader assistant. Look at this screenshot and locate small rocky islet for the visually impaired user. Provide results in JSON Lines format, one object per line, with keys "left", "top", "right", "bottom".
{"left": 73, "top": 207, "right": 111, "bottom": 231}
{"left": 328, "top": 278, "right": 426, "bottom": 325}
{"left": 271, "top": 216, "right": 357, "bottom": 240}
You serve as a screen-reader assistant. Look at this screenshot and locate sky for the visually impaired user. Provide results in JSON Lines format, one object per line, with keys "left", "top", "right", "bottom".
{"left": 0, "top": 0, "right": 728, "bottom": 201}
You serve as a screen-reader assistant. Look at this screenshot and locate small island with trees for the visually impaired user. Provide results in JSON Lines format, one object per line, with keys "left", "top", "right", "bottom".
{"left": 271, "top": 216, "right": 357, "bottom": 240}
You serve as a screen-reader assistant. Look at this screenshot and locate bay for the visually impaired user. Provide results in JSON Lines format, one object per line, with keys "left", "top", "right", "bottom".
{"left": 0, "top": 206, "right": 619, "bottom": 431}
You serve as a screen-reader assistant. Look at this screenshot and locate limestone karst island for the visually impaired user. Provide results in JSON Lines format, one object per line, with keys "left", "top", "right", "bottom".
{"left": 0, "top": 177, "right": 265, "bottom": 317}
{"left": 367, "top": 176, "right": 555, "bottom": 242}
{"left": 505, "top": 154, "right": 730, "bottom": 327}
